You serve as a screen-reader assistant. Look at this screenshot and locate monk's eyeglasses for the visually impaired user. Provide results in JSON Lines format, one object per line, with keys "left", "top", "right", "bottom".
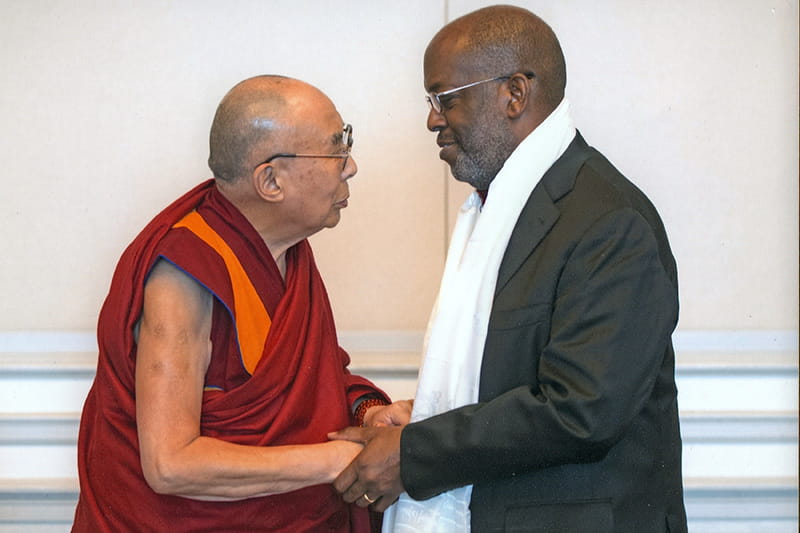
{"left": 255, "top": 123, "right": 353, "bottom": 171}
{"left": 426, "top": 73, "right": 536, "bottom": 114}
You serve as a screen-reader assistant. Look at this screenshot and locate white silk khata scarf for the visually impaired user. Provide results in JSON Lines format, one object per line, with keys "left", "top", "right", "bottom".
{"left": 382, "top": 99, "right": 576, "bottom": 532}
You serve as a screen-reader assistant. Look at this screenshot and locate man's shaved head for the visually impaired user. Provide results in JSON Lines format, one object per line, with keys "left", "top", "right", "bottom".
{"left": 208, "top": 75, "right": 325, "bottom": 183}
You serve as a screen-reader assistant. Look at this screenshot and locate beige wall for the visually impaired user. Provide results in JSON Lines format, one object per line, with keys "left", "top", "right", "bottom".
{"left": 1, "top": 0, "right": 797, "bottom": 334}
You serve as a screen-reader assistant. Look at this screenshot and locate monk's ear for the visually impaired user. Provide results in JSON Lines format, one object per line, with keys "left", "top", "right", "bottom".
{"left": 253, "top": 164, "right": 284, "bottom": 203}
{"left": 505, "top": 73, "right": 531, "bottom": 119}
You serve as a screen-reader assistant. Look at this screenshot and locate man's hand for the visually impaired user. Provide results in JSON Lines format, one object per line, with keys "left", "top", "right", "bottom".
{"left": 364, "top": 399, "right": 414, "bottom": 427}
{"left": 328, "top": 425, "right": 404, "bottom": 512}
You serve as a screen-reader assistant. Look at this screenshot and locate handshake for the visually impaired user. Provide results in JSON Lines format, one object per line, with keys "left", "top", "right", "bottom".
{"left": 328, "top": 399, "right": 414, "bottom": 512}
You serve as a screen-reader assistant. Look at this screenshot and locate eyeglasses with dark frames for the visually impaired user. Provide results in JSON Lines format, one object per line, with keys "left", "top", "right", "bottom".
{"left": 426, "top": 73, "right": 536, "bottom": 114}
{"left": 254, "top": 123, "right": 353, "bottom": 171}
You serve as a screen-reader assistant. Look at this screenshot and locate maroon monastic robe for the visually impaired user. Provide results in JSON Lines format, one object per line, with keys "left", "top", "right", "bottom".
{"left": 73, "top": 181, "right": 387, "bottom": 532}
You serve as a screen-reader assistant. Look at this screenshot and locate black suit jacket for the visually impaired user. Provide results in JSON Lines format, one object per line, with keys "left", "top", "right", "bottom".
{"left": 400, "top": 133, "right": 687, "bottom": 532}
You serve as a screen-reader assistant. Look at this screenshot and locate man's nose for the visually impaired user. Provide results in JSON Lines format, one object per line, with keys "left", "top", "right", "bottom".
{"left": 343, "top": 155, "right": 357, "bottom": 180}
{"left": 427, "top": 107, "right": 447, "bottom": 132}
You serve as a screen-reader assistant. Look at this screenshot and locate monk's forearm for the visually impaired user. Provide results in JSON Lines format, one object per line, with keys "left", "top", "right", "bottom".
{"left": 142, "top": 437, "right": 362, "bottom": 501}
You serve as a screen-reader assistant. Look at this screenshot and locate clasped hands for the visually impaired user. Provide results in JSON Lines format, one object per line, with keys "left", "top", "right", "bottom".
{"left": 328, "top": 399, "right": 413, "bottom": 512}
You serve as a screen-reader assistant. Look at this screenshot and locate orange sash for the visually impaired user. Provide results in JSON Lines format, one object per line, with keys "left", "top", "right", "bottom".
{"left": 173, "top": 210, "right": 270, "bottom": 375}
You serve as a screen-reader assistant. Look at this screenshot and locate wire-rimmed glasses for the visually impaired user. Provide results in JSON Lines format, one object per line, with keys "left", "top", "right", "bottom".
{"left": 254, "top": 123, "right": 353, "bottom": 171}
{"left": 426, "top": 73, "right": 535, "bottom": 113}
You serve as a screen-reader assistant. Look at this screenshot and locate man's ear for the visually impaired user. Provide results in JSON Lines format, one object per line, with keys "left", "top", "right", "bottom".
{"left": 253, "top": 165, "right": 284, "bottom": 203}
{"left": 506, "top": 73, "right": 531, "bottom": 119}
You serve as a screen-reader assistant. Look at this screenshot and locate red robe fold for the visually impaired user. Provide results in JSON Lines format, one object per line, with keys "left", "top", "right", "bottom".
{"left": 73, "top": 180, "right": 387, "bottom": 532}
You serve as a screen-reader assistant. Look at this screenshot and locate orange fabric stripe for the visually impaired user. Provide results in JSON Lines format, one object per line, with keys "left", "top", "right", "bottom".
{"left": 173, "top": 211, "right": 271, "bottom": 375}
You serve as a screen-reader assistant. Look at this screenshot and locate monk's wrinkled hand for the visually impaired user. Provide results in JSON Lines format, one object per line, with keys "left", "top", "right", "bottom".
{"left": 328, "top": 425, "right": 404, "bottom": 512}
{"left": 365, "top": 399, "right": 414, "bottom": 427}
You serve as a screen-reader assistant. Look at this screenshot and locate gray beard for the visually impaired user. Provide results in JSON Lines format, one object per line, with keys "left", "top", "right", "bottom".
{"left": 451, "top": 153, "right": 503, "bottom": 190}
{"left": 449, "top": 119, "right": 513, "bottom": 191}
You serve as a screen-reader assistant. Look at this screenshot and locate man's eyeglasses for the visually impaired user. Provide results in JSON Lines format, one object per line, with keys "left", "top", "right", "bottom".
{"left": 426, "top": 73, "right": 536, "bottom": 114}
{"left": 255, "top": 123, "right": 353, "bottom": 171}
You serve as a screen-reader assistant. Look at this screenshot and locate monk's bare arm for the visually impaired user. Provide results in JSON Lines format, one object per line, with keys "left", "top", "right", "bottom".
{"left": 135, "top": 259, "right": 362, "bottom": 501}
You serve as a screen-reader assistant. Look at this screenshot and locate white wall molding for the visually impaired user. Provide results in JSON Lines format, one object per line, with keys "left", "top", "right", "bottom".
{"left": 673, "top": 330, "right": 797, "bottom": 352}
{"left": 1, "top": 328, "right": 798, "bottom": 354}
{"left": 0, "top": 414, "right": 78, "bottom": 446}
{"left": 0, "top": 332, "right": 98, "bottom": 353}
{"left": 1, "top": 411, "right": 795, "bottom": 448}
{"left": 0, "top": 329, "right": 797, "bottom": 529}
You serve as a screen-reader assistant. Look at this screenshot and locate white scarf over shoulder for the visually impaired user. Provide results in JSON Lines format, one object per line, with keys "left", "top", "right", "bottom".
{"left": 382, "top": 99, "right": 576, "bottom": 532}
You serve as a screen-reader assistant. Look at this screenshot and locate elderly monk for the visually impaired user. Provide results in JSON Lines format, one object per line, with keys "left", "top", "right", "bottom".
{"left": 72, "top": 75, "right": 407, "bottom": 532}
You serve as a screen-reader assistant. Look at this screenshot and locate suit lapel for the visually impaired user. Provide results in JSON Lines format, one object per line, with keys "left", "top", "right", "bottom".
{"left": 494, "top": 132, "right": 593, "bottom": 295}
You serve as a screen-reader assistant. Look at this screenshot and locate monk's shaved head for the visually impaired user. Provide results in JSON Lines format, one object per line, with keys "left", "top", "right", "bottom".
{"left": 426, "top": 5, "right": 566, "bottom": 111}
{"left": 208, "top": 76, "right": 324, "bottom": 183}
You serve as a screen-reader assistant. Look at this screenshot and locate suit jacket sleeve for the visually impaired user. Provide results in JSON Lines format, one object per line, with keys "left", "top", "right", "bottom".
{"left": 400, "top": 204, "right": 678, "bottom": 500}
